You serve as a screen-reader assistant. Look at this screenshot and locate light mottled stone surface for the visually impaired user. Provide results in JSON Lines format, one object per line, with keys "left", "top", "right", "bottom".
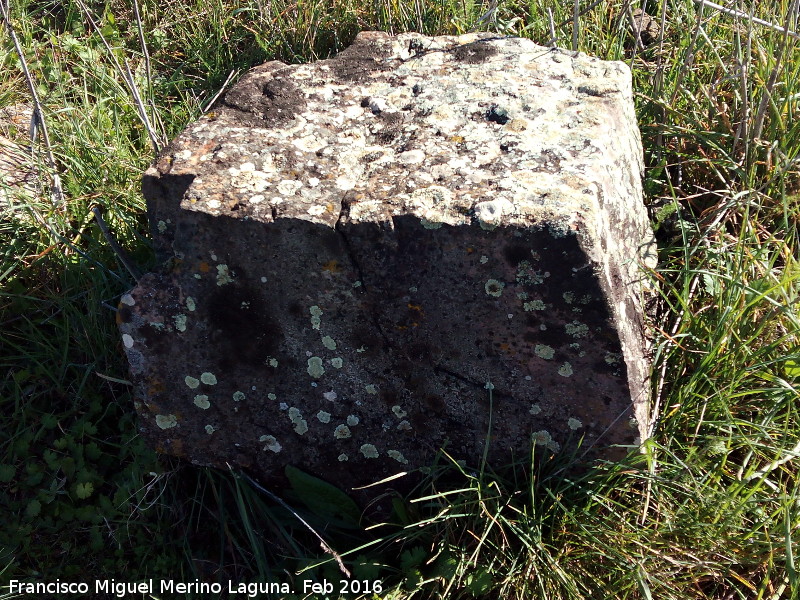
{"left": 120, "top": 32, "right": 655, "bottom": 497}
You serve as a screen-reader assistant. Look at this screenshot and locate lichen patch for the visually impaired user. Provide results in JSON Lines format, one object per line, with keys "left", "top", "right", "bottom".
{"left": 360, "top": 443, "right": 379, "bottom": 458}
{"left": 155, "top": 414, "right": 178, "bottom": 429}
{"left": 307, "top": 357, "right": 325, "bottom": 378}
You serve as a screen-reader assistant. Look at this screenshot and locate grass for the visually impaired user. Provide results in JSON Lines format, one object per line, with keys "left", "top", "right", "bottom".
{"left": 1, "top": 0, "right": 799, "bottom": 598}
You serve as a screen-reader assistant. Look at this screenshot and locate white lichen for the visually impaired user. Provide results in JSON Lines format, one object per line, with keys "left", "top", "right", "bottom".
{"left": 317, "top": 411, "right": 331, "bottom": 423}
{"left": 186, "top": 297, "right": 196, "bottom": 311}
{"left": 347, "top": 415, "right": 360, "bottom": 426}
{"left": 268, "top": 358, "right": 279, "bottom": 368}
{"left": 120, "top": 294, "right": 135, "bottom": 306}
{"left": 397, "top": 420, "right": 412, "bottom": 431}
{"left": 391, "top": 405, "right": 407, "bottom": 418}
{"left": 364, "top": 384, "right": 377, "bottom": 395}
{"left": 568, "top": 417, "right": 582, "bottom": 430}
{"left": 233, "top": 391, "right": 245, "bottom": 402}
{"left": 205, "top": 424, "right": 216, "bottom": 434}
{"left": 200, "top": 372, "right": 217, "bottom": 385}
{"left": 337, "top": 453, "right": 349, "bottom": 462}
{"left": 529, "top": 404, "right": 542, "bottom": 415}
{"left": 122, "top": 334, "right": 134, "bottom": 348}
{"left": 323, "top": 391, "right": 337, "bottom": 401}
{"left": 185, "top": 376, "right": 200, "bottom": 389}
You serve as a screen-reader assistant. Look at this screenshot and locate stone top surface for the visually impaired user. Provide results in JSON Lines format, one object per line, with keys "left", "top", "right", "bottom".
{"left": 149, "top": 31, "right": 645, "bottom": 243}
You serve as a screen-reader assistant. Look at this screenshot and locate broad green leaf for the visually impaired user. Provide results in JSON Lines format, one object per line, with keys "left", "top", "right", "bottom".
{"left": 400, "top": 546, "right": 427, "bottom": 571}
{"left": 784, "top": 358, "right": 800, "bottom": 379}
{"left": 75, "top": 482, "right": 94, "bottom": 499}
{"left": 284, "top": 465, "right": 360, "bottom": 526}
{"left": 0, "top": 464, "right": 16, "bottom": 483}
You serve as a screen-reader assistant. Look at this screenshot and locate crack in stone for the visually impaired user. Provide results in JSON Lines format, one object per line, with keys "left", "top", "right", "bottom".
{"left": 334, "top": 193, "right": 393, "bottom": 352}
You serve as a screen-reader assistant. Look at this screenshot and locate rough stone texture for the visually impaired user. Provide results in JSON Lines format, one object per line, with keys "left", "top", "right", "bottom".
{"left": 120, "top": 32, "right": 656, "bottom": 496}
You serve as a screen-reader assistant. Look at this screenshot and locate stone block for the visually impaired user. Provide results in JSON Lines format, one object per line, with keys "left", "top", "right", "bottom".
{"left": 119, "top": 32, "right": 656, "bottom": 496}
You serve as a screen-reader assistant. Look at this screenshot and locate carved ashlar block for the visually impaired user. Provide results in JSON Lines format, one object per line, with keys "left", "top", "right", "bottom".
{"left": 119, "top": 32, "right": 656, "bottom": 496}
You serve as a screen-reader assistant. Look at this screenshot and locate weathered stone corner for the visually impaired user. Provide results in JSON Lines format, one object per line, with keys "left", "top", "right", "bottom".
{"left": 120, "top": 31, "right": 656, "bottom": 498}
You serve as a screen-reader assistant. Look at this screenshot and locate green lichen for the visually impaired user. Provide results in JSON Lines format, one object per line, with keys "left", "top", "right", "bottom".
{"left": 523, "top": 299, "right": 546, "bottom": 311}
{"left": 268, "top": 393, "right": 277, "bottom": 400}
{"left": 516, "top": 261, "right": 544, "bottom": 286}
{"left": 529, "top": 404, "right": 542, "bottom": 415}
{"left": 321, "top": 335, "right": 337, "bottom": 350}
{"left": 568, "top": 417, "right": 582, "bottom": 430}
{"left": 317, "top": 410, "right": 331, "bottom": 423}
{"left": 330, "top": 357, "right": 343, "bottom": 368}
{"left": 186, "top": 297, "right": 196, "bottom": 311}
{"left": 205, "top": 424, "right": 216, "bottom": 434}
{"left": 347, "top": 415, "right": 360, "bottom": 426}
{"left": 185, "top": 376, "right": 200, "bottom": 389}
{"left": 216, "top": 264, "right": 233, "bottom": 286}
{"left": 288, "top": 407, "right": 308, "bottom": 435}
{"left": 558, "top": 362, "right": 573, "bottom": 377}
{"left": 174, "top": 314, "right": 187, "bottom": 332}
{"left": 307, "top": 357, "right": 325, "bottom": 378}
{"left": 485, "top": 279, "right": 505, "bottom": 297}
{"left": 194, "top": 395, "right": 211, "bottom": 409}
{"left": 200, "top": 372, "right": 217, "bottom": 385}
{"left": 364, "top": 384, "right": 377, "bottom": 395}
{"left": 334, "top": 424, "right": 351, "bottom": 439}
{"left": 268, "top": 358, "right": 279, "bottom": 368}
{"left": 360, "top": 444, "right": 379, "bottom": 458}
{"left": 565, "top": 321, "right": 589, "bottom": 338}
{"left": 387, "top": 450, "right": 408, "bottom": 464}
{"left": 233, "top": 391, "right": 246, "bottom": 402}
{"left": 337, "top": 453, "right": 349, "bottom": 462}
{"left": 155, "top": 414, "right": 178, "bottom": 429}
{"left": 309, "top": 306, "right": 322, "bottom": 330}
{"left": 534, "top": 344, "right": 555, "bottom": 360}
{"left": 391, "top": 405, "right": 407, "bottom": 418}
{"left": 259, "top": 435, "right": 282, "bottom": 453}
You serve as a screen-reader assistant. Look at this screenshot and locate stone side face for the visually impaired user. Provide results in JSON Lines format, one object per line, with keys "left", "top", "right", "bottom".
{"left": 120, "top": 32, "right": 655, "bottom": 494}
